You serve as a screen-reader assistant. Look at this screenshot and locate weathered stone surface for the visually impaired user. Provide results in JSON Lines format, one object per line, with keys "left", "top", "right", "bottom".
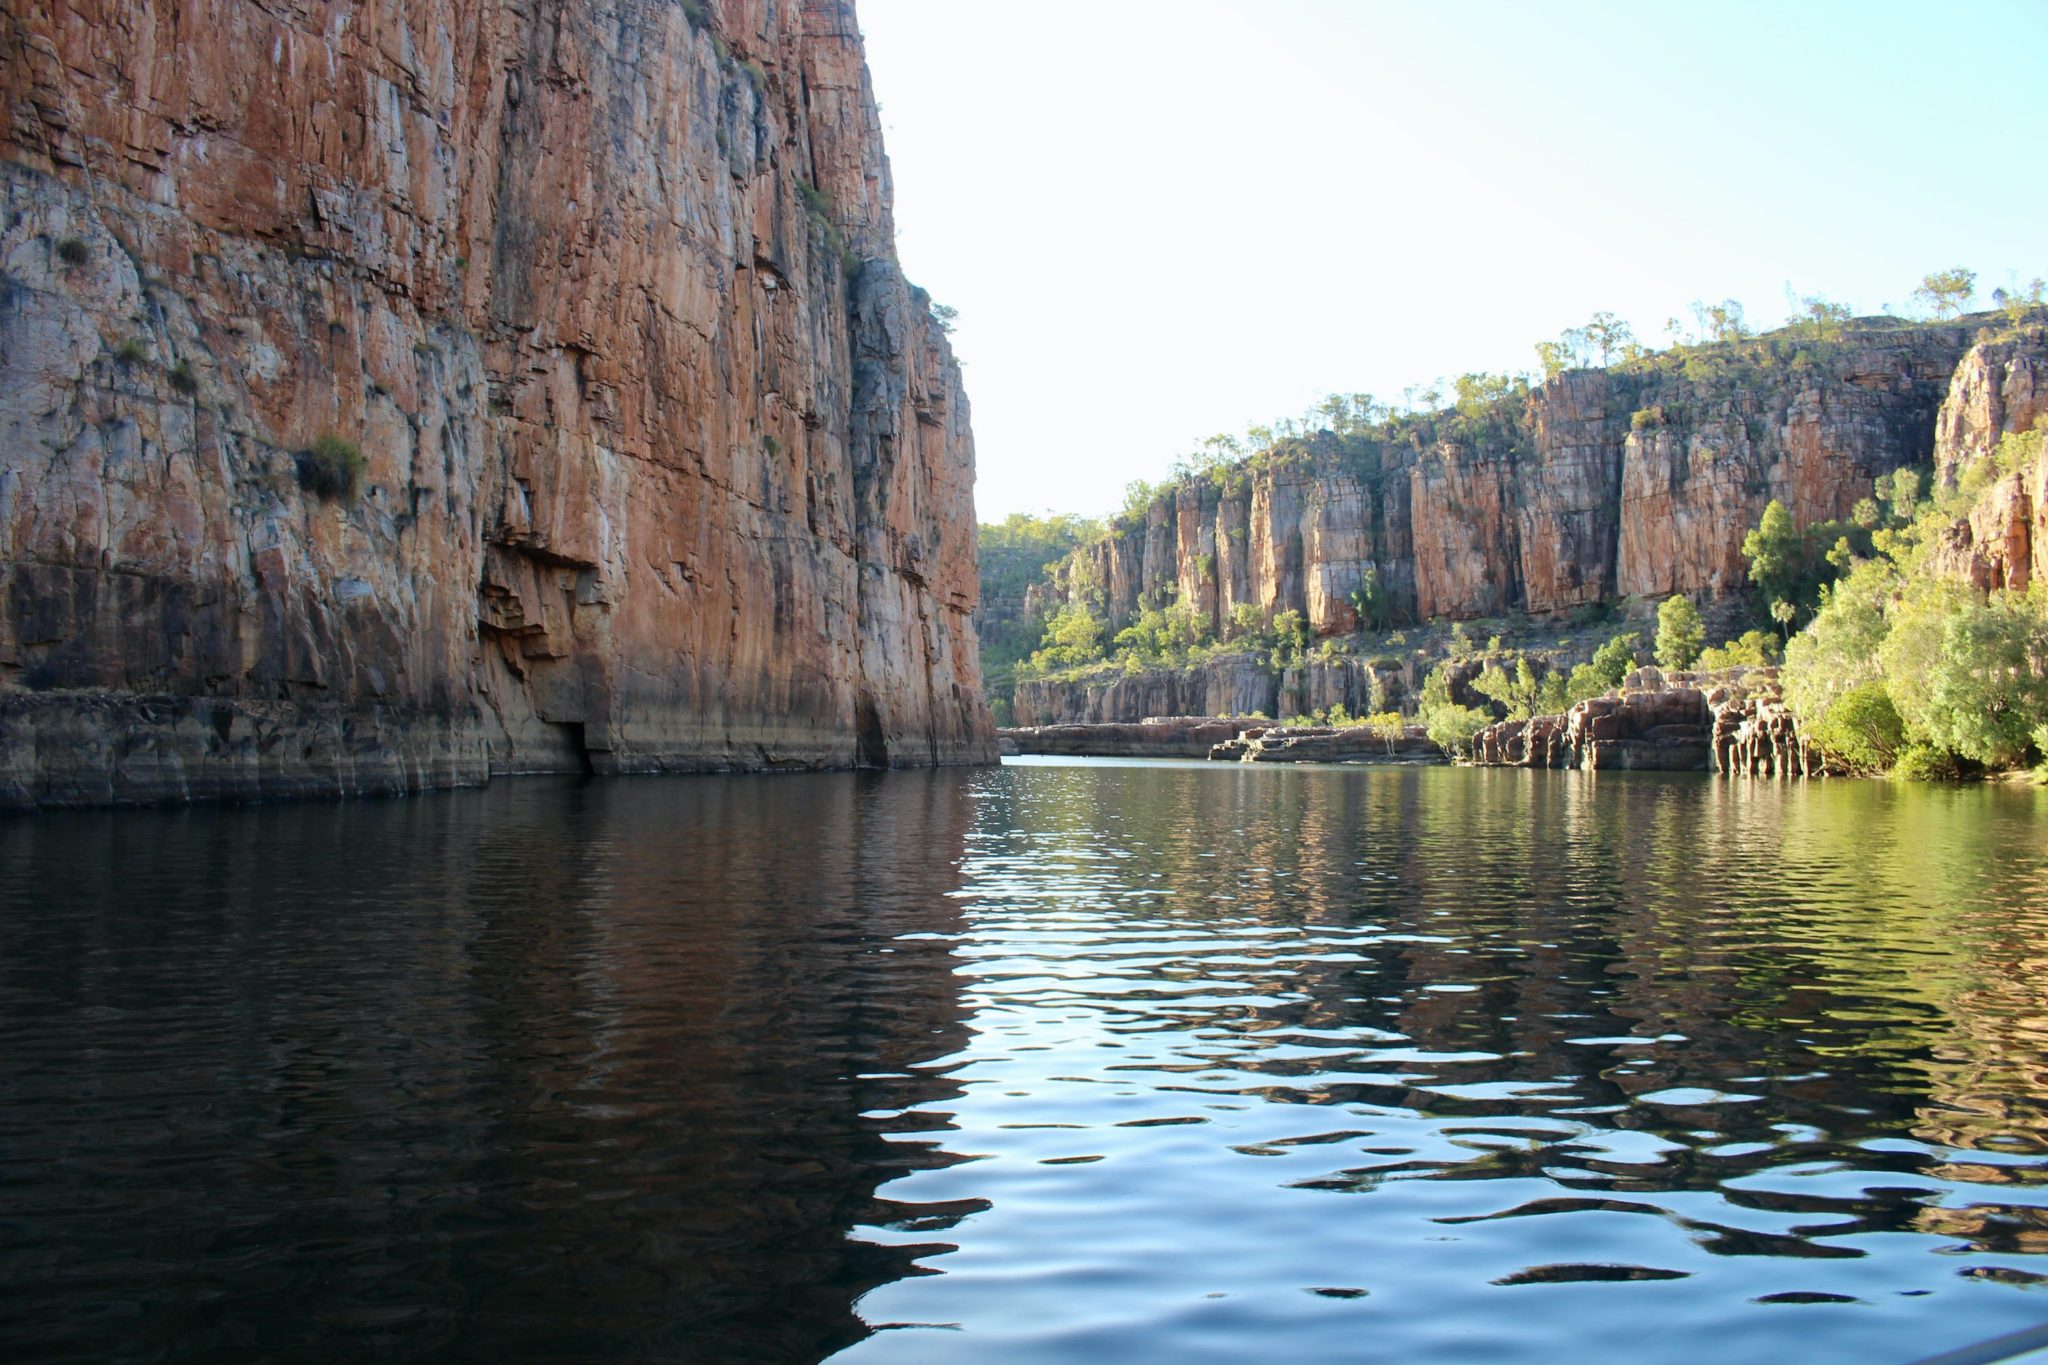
{"left": 1228, "top": 724, "right": 1444, "bottom": 765}
{"left": 0, "top": 0, "right": 992, "bottom": 807}
{"left": 1039, "top": 324, "right": 1976, "bottom": 644}
{"left": 1708, "top": 674, "right": 1826, "bottom": 778}
{"left": 1926, "top": 332, "right": 2048, "bottom": 594}
{"left": 1012, "top": 656, "right": 1279, "bottom": 727}
{"left": 1936, "top": 331, "right": 2048, "bottom": 479}
{"left": 1470, "top": 665, "right": 1830, "bottom": 776}
{"left": 1001, "top": 717, "right": 1244, "bottom": 759}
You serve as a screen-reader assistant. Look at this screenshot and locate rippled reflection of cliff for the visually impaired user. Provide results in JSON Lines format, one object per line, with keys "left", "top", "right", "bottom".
{"left": 0, "top": 771, "right": 978, "bottom": 1361}
{"left": 976, "top": 762, "right": 2048, "bottom": 1188}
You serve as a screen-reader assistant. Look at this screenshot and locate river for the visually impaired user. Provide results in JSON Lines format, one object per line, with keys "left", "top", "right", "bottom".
{"left": 4, "top": 759, "right": 2047, "bottom": 1362}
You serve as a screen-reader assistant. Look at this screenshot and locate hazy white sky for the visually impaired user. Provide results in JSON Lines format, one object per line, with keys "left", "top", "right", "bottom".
{"left": 857, "top": 0, "right": 2048, "bottom": 523}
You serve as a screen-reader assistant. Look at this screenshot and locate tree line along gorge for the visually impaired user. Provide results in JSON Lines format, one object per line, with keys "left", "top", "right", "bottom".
{"left": 979, "top": 271, "right": 2048, "bottom": 783}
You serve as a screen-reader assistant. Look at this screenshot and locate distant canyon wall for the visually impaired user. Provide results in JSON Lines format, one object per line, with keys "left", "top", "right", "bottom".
{"left": 1037, "top": 325, "right": 1995, "bottom": 638}
{"left": 0, "top": 0, "right": 993, "bottom": 807}
{"left": 1015, "top": 326, "right": 2048, "bottom": 730}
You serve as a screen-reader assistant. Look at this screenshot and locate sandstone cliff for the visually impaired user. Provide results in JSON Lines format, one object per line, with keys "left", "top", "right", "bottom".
{"left": 1040, "top": 324, "right": 1974, "bottom": 638}
{"left": 1926, "top": 329, "right": 2048, "bottom": 593}
{"left": 0, "top": 0, "right": 992, "bottom": 807}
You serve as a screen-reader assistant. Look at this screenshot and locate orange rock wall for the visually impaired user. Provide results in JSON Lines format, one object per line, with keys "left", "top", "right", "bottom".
{"left": 0, "top": 0, "right": 992, "bottom": 804}
{"left": 1926, "top": 331, "right": 2048, "bottom": 594}
{"left": 1050, "top": 326, "right": 1975, "bottom": 641}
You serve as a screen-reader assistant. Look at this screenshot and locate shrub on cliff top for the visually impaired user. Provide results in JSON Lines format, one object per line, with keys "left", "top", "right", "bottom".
{"left": 296, "top": 435, "right": 367, "bottom": 501}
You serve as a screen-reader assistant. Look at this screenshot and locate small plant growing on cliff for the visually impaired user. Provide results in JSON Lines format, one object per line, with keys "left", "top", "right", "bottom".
{"left": 55, "top": 236, "right": 89, "bottom": 267}
{"left": 167, "top": 360, "right": 197, "bottom": 395}
{"left": 113, "top": 338, "right": 147, "bottom": 365}
{"left": 1655, "top": 595, "right": 1705, "bottom": 670}
{"left": 1911, "top": 266, "right": 1976, "bottom": 320}
{"left": 1993, "top": 277, "right": 2046, "bottom": 327}
{"left": 296, "top": 434, "right": 367, "bottom": 501}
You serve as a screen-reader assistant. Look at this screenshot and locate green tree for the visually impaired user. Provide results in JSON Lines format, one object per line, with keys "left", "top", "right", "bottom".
{"left": 1349, "top": 567, "right": 1391, "bottom": 631}
{"left": 1417, "top": 663, "right": 1492, "bottom": 756}
{"left": 1808, "top": 681, "right": 1904, "bottom": 775}
{"left": 1471, "top": 656, "right": 1546, "bottom": 722}
{"left": 1690, "top": 298, "right": 1750, "bottom": 344}
{"left": 1742, "top": 500, "right": 1803, "bottom": 608}
{"left": 1582, "top": 311, "right": 1634, "bottom": 366}
{"left": 1270, "top": 609, "right": 1309, "bottom": 668}
{"left": 1365, "top": 710, "right": 1408, "bottom": 754}
{"left": 1696, "top": 629, "right": 1780, "bottom": 670}
{"left": 1588, "top": 632, "right": 1641, "bottom": 687}
{"left": 1911, "top": 266, "right": 1977, "bottom": 319}
{"left": 1787, "top": 292, "right": 1852, "bottom": 342}
{"left": 1993, "top": 277, "right": 2046, "bottom": 325}
{"left": 1030, "top": 603, "right": 1106, "bottom": 671}
{"left": 1905, "top": 588, "right": 2048, "bottom": 767}
{"left": 1655, "top": 595, "right": 1705, "bottom": 670}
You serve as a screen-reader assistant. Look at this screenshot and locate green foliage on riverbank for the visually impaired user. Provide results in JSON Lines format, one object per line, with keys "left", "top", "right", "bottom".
{"left": 978, "top": 513, "right": 1103, "bottom": 717}
{"left": 1781, "top": 422, "right": 2048, "bottom": 778}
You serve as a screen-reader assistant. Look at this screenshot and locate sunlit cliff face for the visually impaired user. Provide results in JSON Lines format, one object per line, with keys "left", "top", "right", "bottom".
{"left": 0, "top": 0, "right": 991, "bottom": 808}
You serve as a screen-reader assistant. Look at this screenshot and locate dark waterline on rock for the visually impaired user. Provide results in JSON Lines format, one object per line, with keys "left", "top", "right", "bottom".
{"left": 4, "top": 763, "right": 2048, "bottom": 1362}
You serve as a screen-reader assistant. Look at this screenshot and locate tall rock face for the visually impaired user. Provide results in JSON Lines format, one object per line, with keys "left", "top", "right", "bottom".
{"left": 1926, "top": 329, "right": 2048, "bottom": 593}
{"left": 1042, "top": 324, "right": 1976, "bottom": 642}
{"left": 0, "top": 0, "right": 993, "bottom": 807}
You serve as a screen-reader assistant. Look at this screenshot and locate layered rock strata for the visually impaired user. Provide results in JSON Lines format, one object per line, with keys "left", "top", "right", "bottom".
{"left": 1011, "top": 652, "right": 1428, "bottom": 728}
{"left": 999, "top": 717, "right": 1243, "bottom": 759}
{"left": 1037, "top": 325, "right": 1975, "bottom": 644}
{"left": 0, "top": 0, "right": 992, "bottom": 807}
{"left": 1214, "top": 723, "right": 1444, "bottom": 765}
{"left": 1926, "top": 330, "right": 2048, "bottom": 594}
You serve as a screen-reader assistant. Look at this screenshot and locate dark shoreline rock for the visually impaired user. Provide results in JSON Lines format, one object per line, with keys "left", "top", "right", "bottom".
{"left": 1000, "top": 717, "right": 1245, "bottom": 759}
{"left": 1222, "top": 724, "right": 1445, "bottom": 764}
{"left": 1470, "top": 666, "right": 1826, "bottom": 776}
{"left": 2, "top": 690, "right": 990, "bottom": 812}
{"left": 1001, "top": 717, "right": 1448, "bottom": 765}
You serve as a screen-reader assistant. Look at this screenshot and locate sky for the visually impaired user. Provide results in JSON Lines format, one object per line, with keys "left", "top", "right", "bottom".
{"left": 856, "top": 0, "right": 2048, "bottom": 524}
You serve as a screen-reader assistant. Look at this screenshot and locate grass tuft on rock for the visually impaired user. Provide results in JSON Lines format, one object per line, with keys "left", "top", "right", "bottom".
{"left": 296, "top": 434, "right": 367, "bottom": 501}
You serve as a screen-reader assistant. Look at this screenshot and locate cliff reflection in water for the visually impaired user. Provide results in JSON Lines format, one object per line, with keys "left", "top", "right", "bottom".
{"left": 0, "top": 773, "right": 978, "bottom": 1361}
{"left": 848, "top": 762, "right": 2048, "bottom": 1363}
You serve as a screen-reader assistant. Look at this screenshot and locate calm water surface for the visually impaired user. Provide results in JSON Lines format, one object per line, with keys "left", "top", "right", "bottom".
{"left": 5, "top": 759, "right": 2048, "bottom": 1362}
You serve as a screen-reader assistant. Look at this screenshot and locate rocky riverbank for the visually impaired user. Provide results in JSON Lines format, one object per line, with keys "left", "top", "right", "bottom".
{"left": 1001, "top": 717, "right": 1447, "bottom": 765}
{"left": 1470, "top": 666, "right": 1822, "bottom": 776}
